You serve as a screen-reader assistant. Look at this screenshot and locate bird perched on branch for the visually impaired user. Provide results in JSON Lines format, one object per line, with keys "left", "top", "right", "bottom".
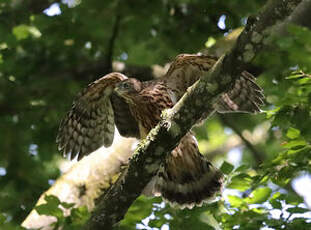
{"left": 57, "top": 54, "right": 264, "bottom": 208}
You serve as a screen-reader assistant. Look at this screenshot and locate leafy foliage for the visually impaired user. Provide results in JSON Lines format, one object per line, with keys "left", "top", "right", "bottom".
{"left": 0, "top": 0, "right": 310, "bottom": 229}
{"left": 34, "top": 195, "right": 89, "bottom": 229}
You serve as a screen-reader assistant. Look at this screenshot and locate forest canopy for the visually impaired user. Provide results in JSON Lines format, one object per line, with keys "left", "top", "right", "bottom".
{"left": 0, "top": 0, "right": 311, "bottom": 229}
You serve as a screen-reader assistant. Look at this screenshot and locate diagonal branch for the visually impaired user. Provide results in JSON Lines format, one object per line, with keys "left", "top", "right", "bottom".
{"left": 86, "top": 0, "right": 303, "bottom": 229}
{"left": 219, "top": 114, "right": 265, "bottom": 165}
{"left": 21, "top": 135, "right": 136, "bottom": 230}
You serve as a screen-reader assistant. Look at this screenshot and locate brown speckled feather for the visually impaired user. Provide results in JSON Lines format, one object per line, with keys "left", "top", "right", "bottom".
{"left": 163, "top": 54, "right": 264, "bottom": 113}
{"left": 56, "top": 72, "right": 132, "bottom": 159}
{"left": 163, "top": 54, "right": 217, "bottom": 99}
{"left": 110, "top": 93, "right": 140, "bottom": 138}
{"left": 215, "top": 71, "right": 264, "bottom": 113}
{"left": 153, "top": 133, "right": 223, "bottom": 207}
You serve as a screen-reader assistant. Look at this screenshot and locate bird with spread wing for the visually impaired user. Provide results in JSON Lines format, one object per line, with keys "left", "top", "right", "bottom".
{"left": 56, "top": 54, "right": 264, "bottom": 208}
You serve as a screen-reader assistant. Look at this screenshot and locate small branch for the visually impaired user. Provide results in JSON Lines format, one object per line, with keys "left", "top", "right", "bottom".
{"left": 102, "top": 13, "right": 122, "bottom": 76}
{"left": 219, "top": 114, "right": 265, "bottom": 165}
{"left": 85, "top": 0, "right": 303, "bottom": 229}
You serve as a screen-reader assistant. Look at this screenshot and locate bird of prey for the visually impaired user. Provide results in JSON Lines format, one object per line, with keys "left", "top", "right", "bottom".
{"left": 56, "top": 54, "right": 264, "bottom": 207}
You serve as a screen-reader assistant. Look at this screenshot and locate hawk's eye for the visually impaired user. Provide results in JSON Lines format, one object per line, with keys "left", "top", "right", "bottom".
{"left": 122, "top": 82, "right": 132, "bottom": 90}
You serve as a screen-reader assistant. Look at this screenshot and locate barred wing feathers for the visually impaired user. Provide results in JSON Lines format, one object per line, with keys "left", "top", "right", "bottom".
{"left": 153, "top": 133, "right": 224, "bottom": 208}
{"left": 215, "top": 71, "right": 264, "bottom": 113}
{"left": 163, "top": 54, "right": 264, "bottom": 114}
{"left": 57, "top": 73, "right": 130, "bottom": 160}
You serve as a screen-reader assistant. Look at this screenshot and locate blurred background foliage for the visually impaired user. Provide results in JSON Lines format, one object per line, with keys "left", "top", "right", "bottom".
{"left": 0, "top": 0, "right": 311, "bottom": 229}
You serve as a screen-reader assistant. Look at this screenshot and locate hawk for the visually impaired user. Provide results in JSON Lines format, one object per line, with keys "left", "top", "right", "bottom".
{"left": 56, "top": 54, "right": 264, "bottom": 208}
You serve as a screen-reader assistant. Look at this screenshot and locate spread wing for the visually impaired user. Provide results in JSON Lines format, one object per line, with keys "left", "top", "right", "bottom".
{"left": 162, "top": 54, "right": 217, "bottom": 100}
{"left": 56, "top": 72, "right": 139, "bottom": 160}
{"left": 162, "top": 54, "right": 264, "bottom": 113}
{"left": 215, "top": 71, "right": 264, "bottom": 113}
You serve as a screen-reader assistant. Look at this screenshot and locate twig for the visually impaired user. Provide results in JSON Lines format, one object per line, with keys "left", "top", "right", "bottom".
{"left": 219, "top": 114, "right": 265, "bottom": 165}
{"left": 102, "top": 13, "right": 121, "bottom": 75}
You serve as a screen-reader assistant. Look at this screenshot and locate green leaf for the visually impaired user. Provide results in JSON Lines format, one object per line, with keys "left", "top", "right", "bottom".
{"left": 200, "top": 213, "right": 221, "bottom": 230}
{"left": 71, "top": 206, "right": 90, "bottom": 225}
{"left": 45, "top": 195, "right": 61, "bottom": 205}
{"left": 228, "top": 195, "right": 244, "bottom": 208}
{"left": 286, "top": 207, "right": 310, "bottom": 214}
{"left": 205, "top": 37, "right": 216, "bottom": 48}
{"left": 12, "top": 24, "right": 41, "bottom": 40}
{"left": 285, "top": 73, "right": 304, "bottom": 79}
{"left": 234, "top": 164, "right": 250, "bottom": 172}
{"left": 35, "top": 195, "right": 63, "bottom": 219}
{"left": 282, "top": 139, "right": 307, "bottom": 149}
{"left": 275, "top": 193, "right": 304, "bottom": 206}
{"left": 265, "top": 107, "right": 280, "bottom": 119}
{"left": 0, "top": 213, "right": 5, "bottom": 224}
{"left": 269, "top": 192, "right": 282, "bottom": 209}
{"left": 120, "top": 196, "right": 155, "bottom": 228}
{"left": 245, "top": 187, "right": 272, "bottom": 204}
{"left": 286, "top": 127, "right": 300, "bottom": 139}
{"left": 270, "top": 199, "right": 282, "bottom": 209}
{"left": 61, "top": 201, "right": 75, "bottom": 209}
{"left": 287, "top": 146, "right": 309, "bottom": 155}
{"left": 35, "top": 203, "right": 64, "bottom": 219}
{"left": 220, "top": 161, "right": 234, "bottom": 175}
{"left": 227, "top": 173, "right": 252, "bottom": 191}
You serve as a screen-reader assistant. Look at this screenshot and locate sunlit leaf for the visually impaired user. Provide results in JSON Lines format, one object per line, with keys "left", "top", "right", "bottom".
{"left": 0, "top": 213, "right": 5, "bottom": 224}
{"left": 205, "top": 37, "right": 216, "bottom": 48}
{"left": 227, "top": 173, "right": 252, "bottom": 191}
{"left": 200, "top": 212, "right": 221, "bottom": 230}
{"left": 285, "top": 73, "right": 304, "bottom": 79}
{"left": 245, "top": 187, "right": 272, "bottom": 204}
{"left": 282, "top": 139, "right": 307, "bottom": 149}
{"left": 286, "top": 127, "right": 300, "bottom": 139}
{"left": 228, "top": 195, "right": 244, "bottom": 208}
{"left": 220, "top": 161, "right": 234, "bottom": 175}
{"left": 12, "top": 24, "right": 41, "bottom": 40}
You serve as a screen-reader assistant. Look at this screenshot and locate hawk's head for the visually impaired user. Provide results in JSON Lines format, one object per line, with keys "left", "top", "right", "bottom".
{"left": 114, "top": 78, "right": 142, "bottom": 101}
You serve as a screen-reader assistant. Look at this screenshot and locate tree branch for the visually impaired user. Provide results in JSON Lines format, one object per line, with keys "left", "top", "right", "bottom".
{"left": 21, "top": 134, "right": 136, "bottom": 230}
{"left": 219, "top": 114, "right": 265, "bottom": 165}
{"left": 85, "top": 0, "right": 303, "bottom": 229}
{"left": 102, "top": 10, "right": 122, "bottom": 76}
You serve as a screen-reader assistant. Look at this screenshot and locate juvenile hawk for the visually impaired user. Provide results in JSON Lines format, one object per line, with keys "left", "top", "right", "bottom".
{"left": 57, "top": 54, "right": 264, "bottom": 207}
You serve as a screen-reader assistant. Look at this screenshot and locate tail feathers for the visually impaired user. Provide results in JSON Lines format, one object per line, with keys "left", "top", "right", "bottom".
{"left": 149, "top": 133, "right": 223, "bottom": 209}
{"left": 154, "top": 161, "right": 223, "bottom": 209}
